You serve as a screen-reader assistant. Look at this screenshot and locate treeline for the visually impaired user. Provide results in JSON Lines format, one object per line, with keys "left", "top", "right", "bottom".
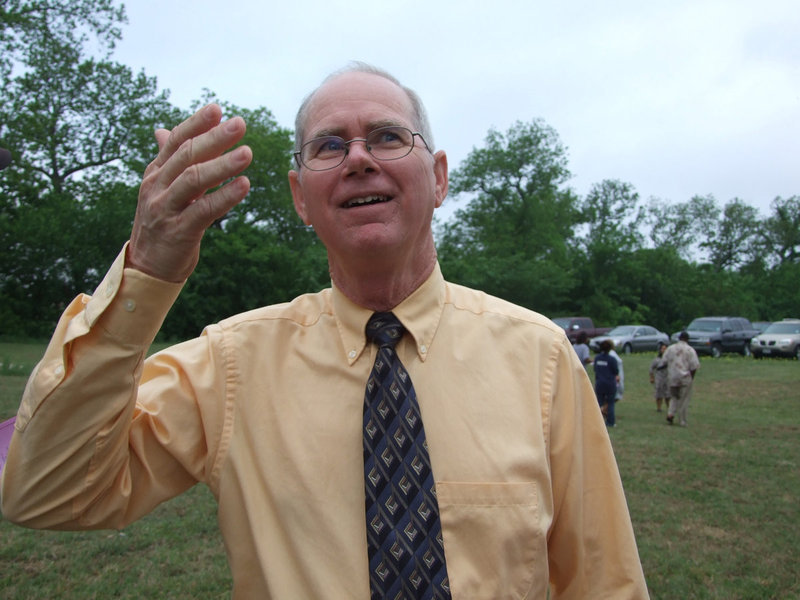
{"left": 1, "top": 1, "right": 798, "bottom": 341}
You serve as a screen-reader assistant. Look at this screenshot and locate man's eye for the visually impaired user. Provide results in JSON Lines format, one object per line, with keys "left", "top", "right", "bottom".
{"left": 312, "top": 138, "right": 346, "bottom": 157}
{"left": 371, "top": 128, "right": 406, "bottom": 147}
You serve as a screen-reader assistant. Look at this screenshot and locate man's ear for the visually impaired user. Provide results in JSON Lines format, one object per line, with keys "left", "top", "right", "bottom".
{"left": 289, "top": 170, "right": 311, "bottom": 225}
{"left": 432, "top": 150, "right": 448, "bottom": 208}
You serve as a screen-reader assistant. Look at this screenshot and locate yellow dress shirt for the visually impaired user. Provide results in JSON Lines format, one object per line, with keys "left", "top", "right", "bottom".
{"left": 2, "top": 247, "right": 649, "bottom": 599}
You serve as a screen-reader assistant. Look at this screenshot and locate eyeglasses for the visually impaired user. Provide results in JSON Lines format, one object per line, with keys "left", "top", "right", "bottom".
{"left": 294, "top": 125, "right": 430, "bottom": 171}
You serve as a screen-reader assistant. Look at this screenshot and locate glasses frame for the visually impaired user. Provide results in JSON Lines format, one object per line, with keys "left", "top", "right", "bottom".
{"left": 293, "top": 125, "right": 431, "bottom": 171}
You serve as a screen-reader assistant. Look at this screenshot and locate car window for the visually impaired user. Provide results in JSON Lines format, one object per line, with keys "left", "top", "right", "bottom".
{"left": 729, "top": 320, "right": 743, "bottom": 331}
{"left": 608, "top": 326, "right": 636, "bottom": 335}
{"left": 764, "top": 322, "right": 800, "bottom": 334}
{"left": 688, "top": 319, "right": 721, "bottom": 332}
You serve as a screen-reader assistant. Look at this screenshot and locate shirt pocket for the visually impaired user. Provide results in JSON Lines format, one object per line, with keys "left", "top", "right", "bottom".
{"left": 436, "top": 481, "right": 544, "bottom": 600}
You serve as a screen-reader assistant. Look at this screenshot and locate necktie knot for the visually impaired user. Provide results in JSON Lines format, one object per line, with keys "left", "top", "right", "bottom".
{"left": 366, "top": 312, "right": 405, "bottom": 349}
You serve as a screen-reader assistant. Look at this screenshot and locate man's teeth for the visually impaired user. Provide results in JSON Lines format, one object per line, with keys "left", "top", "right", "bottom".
{"left": 345, "top": 195, "right": 389, "bottom": 207}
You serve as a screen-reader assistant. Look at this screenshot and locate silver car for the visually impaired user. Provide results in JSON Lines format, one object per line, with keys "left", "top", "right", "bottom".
{"left": 750, "top": 320, "right": 800, "bottom": 359}
{"left": 589, "top": 325, "right": 669, "bottom": 354}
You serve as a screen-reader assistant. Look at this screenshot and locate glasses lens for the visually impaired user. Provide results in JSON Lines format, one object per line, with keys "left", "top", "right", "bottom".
{"left": 366, "top": 126, "right": 414, "bottom": 160}
{"left": 301, "top": 136, "right": 347, "bottom": 170}
{"left": 299, "top": 126, "right": 417, "bottom": 170}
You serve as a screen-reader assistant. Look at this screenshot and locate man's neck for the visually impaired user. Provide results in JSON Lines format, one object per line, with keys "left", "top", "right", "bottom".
{"left": 330, "top": 251, "right": 437, "bottom": 312}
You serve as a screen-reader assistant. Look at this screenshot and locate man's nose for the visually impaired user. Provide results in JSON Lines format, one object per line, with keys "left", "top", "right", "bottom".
{"left": 343, "top": 140, "right": 378, "bottom": 173}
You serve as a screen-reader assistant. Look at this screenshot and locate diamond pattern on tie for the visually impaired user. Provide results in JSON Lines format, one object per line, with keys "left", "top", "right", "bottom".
{"left": 363, "top": 312, "right": 451, "bottom": 600}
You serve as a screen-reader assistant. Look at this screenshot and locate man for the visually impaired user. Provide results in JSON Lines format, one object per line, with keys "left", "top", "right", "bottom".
{"left": 1, "top": 63, "right": 649, "bottom": 598}
{"left": 594, "top": 340, "right": 620, "bottom": 428}
{"left": 663, "top": 331, "right": 700, "bottom": 426}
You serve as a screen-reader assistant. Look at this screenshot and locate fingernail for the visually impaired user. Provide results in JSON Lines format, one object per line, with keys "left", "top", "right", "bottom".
{"left": 224, "top": 118, "right": 240, "bottom": 133}
{"left": 233, "top": 146, "right": 250, "bottom": 164}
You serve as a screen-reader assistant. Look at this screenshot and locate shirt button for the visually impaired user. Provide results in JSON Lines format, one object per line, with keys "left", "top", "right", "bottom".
{"left": 105, "top": 281, "right": 115, "bottom": 297}
{"left": 348, "top": 350, "right": 357, "bottom": 359}
{"left": 123, "top": 299, "right": 136, "bottom": 312}
{"left": 54, "top": 364, "right": 64, "bottom": 377}
{"left": 420, "top": 345, "right": 428, "bottom": 354}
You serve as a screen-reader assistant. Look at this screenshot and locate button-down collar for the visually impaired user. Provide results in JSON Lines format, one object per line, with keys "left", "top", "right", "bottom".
{"left": 332, "top": 263, "right": 446, "bottom": 365}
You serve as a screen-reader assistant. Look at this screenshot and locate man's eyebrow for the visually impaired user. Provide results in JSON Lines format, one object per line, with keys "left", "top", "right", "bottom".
{"left": 310, "top": 119, "right": 405, "bottom": 139}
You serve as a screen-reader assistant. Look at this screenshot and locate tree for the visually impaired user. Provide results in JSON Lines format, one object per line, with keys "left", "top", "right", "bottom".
{"left": 570, "top": 180, "right": 649, "bottom": 325}
{"left": 436, "top": 119, "right": 581, "bottom": 313}
{"left": 700, "top": 198, "right": 761, "bottom": 271}
{"left": 645, "top": 194, "right": 720, "bottom": 260}
{"left": 759, "top": 196, "right": 800, "bottom": 266}
{"left": 0, "top": 0, "right": 180, "bottom": 336}
{"left": 578, "top": 179, "right": 645, "bottom": 251}
{"left": 0, "top": 0, "right": 124, "bottom": 79}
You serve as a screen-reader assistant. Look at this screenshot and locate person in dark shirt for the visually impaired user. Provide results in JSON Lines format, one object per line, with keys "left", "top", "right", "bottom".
{"left": 594, "top": 340, "right": 620, "bottom": 427}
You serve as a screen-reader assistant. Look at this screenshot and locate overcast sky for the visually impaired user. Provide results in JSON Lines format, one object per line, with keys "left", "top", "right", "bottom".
{"left": 113, "top": 0, "right": 799, "bottom": 218}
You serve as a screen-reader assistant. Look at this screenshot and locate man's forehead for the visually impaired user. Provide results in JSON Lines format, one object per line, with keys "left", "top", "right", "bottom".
{"left": 305, "top": 72, "right": 414, "bottom": 131}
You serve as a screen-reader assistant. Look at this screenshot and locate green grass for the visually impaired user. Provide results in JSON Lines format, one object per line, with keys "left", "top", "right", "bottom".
{"left": 1, "top": 345, "right": 799, "bottom": 598}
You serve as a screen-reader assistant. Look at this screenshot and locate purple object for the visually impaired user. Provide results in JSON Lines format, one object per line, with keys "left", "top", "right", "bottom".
{"left": 0, "top": 148, "right": 11, "bottom": 170}
{"left": 1, "top": 416, "right": 16, "bottom": 473}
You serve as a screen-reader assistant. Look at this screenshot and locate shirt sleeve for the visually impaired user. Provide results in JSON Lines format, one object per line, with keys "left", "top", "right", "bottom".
{"left": 0, "top": 245, "right": 217, "bottom": 530}
{"left": 546, "top": 339, "right": 649, "bottom": 599}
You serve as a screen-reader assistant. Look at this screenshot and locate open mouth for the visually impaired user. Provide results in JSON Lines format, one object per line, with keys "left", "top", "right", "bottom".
{"left": 343, "top": 195, "right": 391, "bottom": 208}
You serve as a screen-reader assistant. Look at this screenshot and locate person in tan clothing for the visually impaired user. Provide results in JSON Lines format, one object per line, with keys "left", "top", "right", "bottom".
{"left": 664, "top": 331, "right": 701, "bottom": 426}
{"left": 1, "top": 63, "right": 649, "bottom": 599}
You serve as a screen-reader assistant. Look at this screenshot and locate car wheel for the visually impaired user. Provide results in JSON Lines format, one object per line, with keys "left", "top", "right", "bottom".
{"left": 795, "top": 346, "right": 800, "bottom": 360}
{"left": 711, "top": 343, "right": 722, "bottom": 358}
{"left": 623, "top": 343, "right": 632, "bottom": 355}
{"left": 742, "top": 344, "right": 751, "bottom": 357}
{"left": 753, "top": 352, "right": 762, "bottom": 360}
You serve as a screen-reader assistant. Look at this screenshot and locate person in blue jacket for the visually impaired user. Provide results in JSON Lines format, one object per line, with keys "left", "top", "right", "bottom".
{"left": 594, "top": 340, "right": 620, "bottom": 427}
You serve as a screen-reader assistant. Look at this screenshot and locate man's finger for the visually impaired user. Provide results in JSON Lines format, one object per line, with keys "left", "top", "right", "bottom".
{"left": 152, "top": 104, "right": 223, "bottom": 170}
{"left": 167, "top": 144, "right": 252, "bottom": 212}
{"left": 157, "top": 116, "right": 248, "bottom": 195}
{"left": 182, "top": 175, "right": 252, "bottom": 231}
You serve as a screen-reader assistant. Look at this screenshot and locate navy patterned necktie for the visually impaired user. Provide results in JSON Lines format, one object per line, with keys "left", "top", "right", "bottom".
{"left": 363, "top": 312, "right": 451, "bottom": 599}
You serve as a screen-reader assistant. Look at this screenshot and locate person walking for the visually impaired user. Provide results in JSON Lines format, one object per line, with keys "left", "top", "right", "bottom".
{"left": 663, "top": 332, "right": 700, "bottom": 426}
{"left": 572, "top": 330, "right": 593, "bottom": 369}
{"left": 594, "top": 340, "right": 620, "bottom": 427}
{"left": 649, "top": 341, "right": 669, "bottom": 412}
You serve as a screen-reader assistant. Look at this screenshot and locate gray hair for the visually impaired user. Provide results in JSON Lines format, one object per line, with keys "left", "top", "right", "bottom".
{"left": 293, "top": 62, "right": 435, "bottom": 153}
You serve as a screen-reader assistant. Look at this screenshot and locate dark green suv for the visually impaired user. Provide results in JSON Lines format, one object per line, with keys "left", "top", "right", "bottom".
{"left": 671, "top": 316, "right": 760, "bottom": 358}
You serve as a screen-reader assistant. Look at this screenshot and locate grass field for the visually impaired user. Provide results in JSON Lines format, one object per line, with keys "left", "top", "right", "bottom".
{"left": 1, "top": 343, "right": 798, "bottom": 599}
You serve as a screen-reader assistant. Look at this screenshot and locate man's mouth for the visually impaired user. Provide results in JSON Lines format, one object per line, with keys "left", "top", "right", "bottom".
{"left": 343, "top": 195, "right": 391, "bottom": 208}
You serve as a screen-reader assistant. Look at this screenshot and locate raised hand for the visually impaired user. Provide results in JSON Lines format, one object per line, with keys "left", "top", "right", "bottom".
{"left": 127, "top": 104, "right": 253, "bottom": 282}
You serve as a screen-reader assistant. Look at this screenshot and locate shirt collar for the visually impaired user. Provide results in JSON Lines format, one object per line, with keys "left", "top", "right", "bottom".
{"left": 332, "top": 263, "right": 446, "bottom": 365}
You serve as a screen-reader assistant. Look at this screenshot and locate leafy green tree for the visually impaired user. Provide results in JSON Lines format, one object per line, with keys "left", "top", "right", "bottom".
{"left": 759, "top": 196, "right": 800, "bottom": 266}
{"left": 0, "top": 0, "right": 124, "bottom": 79}
{"left": 700, "top": 198, "right": 761, "bottom": 271}
{"left": 436, "top": 119, "right": 581, "bottom": 314}
{"left": 645, "top": 194, "right": 720, "bottom": 260}
{"left": 0, "top": 0, "right": 180, "bottom": 336}
{"left": 579, "top": 179, "right": 645, "bottom": 250}
{"left": 571, "top": 179, "right": 648, "bottom": 325}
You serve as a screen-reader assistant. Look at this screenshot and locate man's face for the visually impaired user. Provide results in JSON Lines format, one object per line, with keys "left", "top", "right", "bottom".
{"left": 289, "top": 72, "right": 448, "bottom": 273}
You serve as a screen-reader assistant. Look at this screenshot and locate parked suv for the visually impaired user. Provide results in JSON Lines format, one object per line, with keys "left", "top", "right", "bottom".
{"left": 672, "top": 316, "right": 759, "bottom": 358}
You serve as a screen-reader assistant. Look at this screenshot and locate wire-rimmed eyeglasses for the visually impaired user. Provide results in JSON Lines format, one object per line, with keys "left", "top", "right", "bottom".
{"left": 293, "top": 125, "right": 430, "bottom": 171}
